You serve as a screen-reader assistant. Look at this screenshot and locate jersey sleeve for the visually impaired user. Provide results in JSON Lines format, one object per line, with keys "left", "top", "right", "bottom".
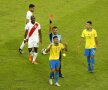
{"left": 81, "top": 30, "right": 85, "bottom": 37}
{"left": 94, "top": 30, "right": 97, "bottom": 37}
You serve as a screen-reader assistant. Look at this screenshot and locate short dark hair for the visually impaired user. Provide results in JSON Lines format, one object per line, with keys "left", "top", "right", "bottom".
{"left": 53, "top": 36, "right": 58, "bottom": 39}
{"left": 29, "top": 4, "right": 35, "bottom": 8}
{"left": 87, "top": 21, "right": 92, "bottom": 25}
{"left": 31, "top": 15, "right": 35, "bottom": 19}
{"left": 52, "top": 26, "right": 58, "bottom": 29}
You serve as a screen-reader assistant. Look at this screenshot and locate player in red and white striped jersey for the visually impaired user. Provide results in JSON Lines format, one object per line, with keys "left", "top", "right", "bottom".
{"left": 24, "top": 16, "right": 42, "bottom": 64}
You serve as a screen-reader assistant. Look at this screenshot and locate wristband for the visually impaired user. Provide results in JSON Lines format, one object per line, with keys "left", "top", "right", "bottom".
{"left": 50, "top": 20, "right": 52, "bottom": 24}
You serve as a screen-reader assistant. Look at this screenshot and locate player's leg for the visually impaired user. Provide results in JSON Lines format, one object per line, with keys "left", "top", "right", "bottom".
{"left": 49, "top": 60, "right": 56, "bottom": 85}
{"left": 59, "top": 60, "right": 61, "bottom": 76}
{"left": 85, "top": 49, "right": 91, "bottom": 72}
{"left": 90, "top": 48, "right": 96, "bottom": 72}
{"left": 55, "top": 60, "right": 61, "bottom": 86}
{"left": 59, "top": 51, "right": 64, "bottom": 78}
{"left": 28, "top": 48, "right": 33, "bottom": 62}
{"left": 32, "top": 47, "right": 38, "bottom": 64}
{"left": 28, "top": 39, "right": 34, "bottom": 62}
{"left": 90, "top": 56, "right": 95, "bottom": 72}
{"left": 31, "top": 41, "right": 39, "bottom": 64}
{"left": 19, "top": 40, "right": 26, "bottom": 54}
{"left": 87, "top": 56, "right": 91, "bottom": 71}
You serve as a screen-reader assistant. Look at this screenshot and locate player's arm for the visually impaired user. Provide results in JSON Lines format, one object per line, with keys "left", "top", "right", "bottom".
{"left": 77, "top": 37, "right": 84, "bottom": 47}
{"left": 95, "top": 31, "right": 98, "bottom": 48}
{"left": 24, "top": 30, "right": 28, "bottom": 43}
{"left": 26, "top": 19, "right": 29, "bottom": 24}
{"left": 46, "top": 44, "right": 52, "bottom": 53}
{"left": 39, "top": 29, "right": 42, "bottom": 44}
{"left": 26, "top": 14, "right": 30, "bottom": 24}
{"left": 63, "top": 43, "right": 68, "bottom": 52}
{"left": 26, "top": 12, "right": 31, "bottom": 24}
{"left": 42, "top": 44, "right": 52, "bottom": 54}
{"left": 49, "top": 15, "right": 53, "bottom": 34}
{"left": 78, "top": 30, "right": 85, "bottom": 48}
{"left": 95, "top": 37, "right": 98, "bottom": 48}
{"left": 62, "top": 48, "right": 66, "bottom": 54}
{"left": 24, "top": 23, "right": 29, "bottom": 42}
{"left": 61, "top": 44, "right": 67, "bottom": 57}
{"left": 24, "top": 30, "right": 28, "bottom": 39}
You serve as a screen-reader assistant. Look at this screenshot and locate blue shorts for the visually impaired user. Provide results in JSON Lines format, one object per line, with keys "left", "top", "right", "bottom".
{"left": 49, "top": 60, "right": 60, "bottom": 69}
{"left": 84, "top": 48, "right": 96, "bottom": 56}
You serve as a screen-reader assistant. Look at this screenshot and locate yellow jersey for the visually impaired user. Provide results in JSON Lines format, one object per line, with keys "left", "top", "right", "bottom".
{"left": 81, "top": 29, "right": 97, "bottom": 49}
{"left": 49, "top": 43, "right": 64, "bottom": 60}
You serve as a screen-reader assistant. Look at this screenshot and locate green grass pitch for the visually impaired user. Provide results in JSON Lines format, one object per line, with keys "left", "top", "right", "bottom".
{"left": 0, "top": 0, "right": 108, "bottom": 90}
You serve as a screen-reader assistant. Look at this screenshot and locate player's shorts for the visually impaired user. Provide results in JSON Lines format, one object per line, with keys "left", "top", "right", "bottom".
{"left": 28, "top": 40, "right": 39, "bottom": 48}
{"left": 49, "top": 60, "right": 60, "bottom": 69}
{"left": 84, "top": 48, "right": 96, "bottom": 56}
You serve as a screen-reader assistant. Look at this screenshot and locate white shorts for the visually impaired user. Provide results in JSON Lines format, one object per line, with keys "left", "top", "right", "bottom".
{"left": 28, "top": 40, "right": 39, "bottom": 48}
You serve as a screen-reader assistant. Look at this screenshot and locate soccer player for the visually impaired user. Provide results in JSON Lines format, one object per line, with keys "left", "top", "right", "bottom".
{"left": 44, "top": 36, "right": 66, "bottom": 86}
{"left": 49, "top": 15, "right": 64, "bottom": 78}
{"left": 78, "top": 21, "right": 98, "bottom": 73}
{"left": 19, "top": 4, "right": 35, "bottom": 54}
{"left": 24, "top": 16, "right": 42, "bottom": 64}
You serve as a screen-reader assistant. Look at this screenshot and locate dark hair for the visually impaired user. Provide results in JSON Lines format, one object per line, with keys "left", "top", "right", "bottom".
{"left": 53, "top": 36, "right": 58, "bottom": 39}
{"left": 31, "top": 15, "right": 35, "bottom": 19}
{"left": 52, "top": 26, "right": 58, "bottom": 29}
{"left": 29, "top": 4, "right": 35, "bottom": 8}
{"left": 87, "top": 21, "right": 92, "bottom": 25}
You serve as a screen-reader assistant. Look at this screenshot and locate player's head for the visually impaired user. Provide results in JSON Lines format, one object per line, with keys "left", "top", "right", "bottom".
{"left": 53, "top": 36, "right": 59, "bottom": 44}
{"left": 86, "top": 21, "right": 92, "bottom": 30}
{"left": 52, "top": 26, "right": 58, "bottom": 34}
{"left": 31, "top": 16, "right": 35, "bottom": 24}
{"left": 29, "top": 4, "right": 35, "bottom": 12}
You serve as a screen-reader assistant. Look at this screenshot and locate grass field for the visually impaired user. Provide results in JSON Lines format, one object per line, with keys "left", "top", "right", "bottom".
{"left": 0, "top": 0, "right": 108, "bottom": 90}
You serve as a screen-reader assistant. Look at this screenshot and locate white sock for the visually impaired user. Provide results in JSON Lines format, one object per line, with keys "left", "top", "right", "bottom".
{"left": 20, "top": 41, "right": 25, "bottom": 50}
{"left": 33, "top": 52, "right": 38, "bottom": 62}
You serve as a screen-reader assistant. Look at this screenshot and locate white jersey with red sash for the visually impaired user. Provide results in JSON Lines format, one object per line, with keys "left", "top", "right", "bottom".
{"left": 25, "top": 22, "right": 41, "bottom": 42}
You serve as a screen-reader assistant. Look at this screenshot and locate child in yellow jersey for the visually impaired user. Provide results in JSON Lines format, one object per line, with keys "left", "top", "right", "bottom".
{"left": 44, "top": 36, "right": 66, "bottom": 86}
{"left": 78, "top": 21, "right": 98, "bottom": 73}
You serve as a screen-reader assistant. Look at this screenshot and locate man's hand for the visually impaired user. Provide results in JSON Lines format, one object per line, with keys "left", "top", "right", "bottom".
{"left": 49, "top": 14, "right": 54, "bottom": 21}
{"left": 24, "top": 39, "right": 28, "bottom": 43}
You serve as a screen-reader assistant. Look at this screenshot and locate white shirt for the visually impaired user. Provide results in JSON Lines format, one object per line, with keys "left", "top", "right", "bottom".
{"left": 26, "top": 11, "right": 33, "bottom": 23}
{"left": 25, "top": 22, "right": 41, "bottom": 41}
